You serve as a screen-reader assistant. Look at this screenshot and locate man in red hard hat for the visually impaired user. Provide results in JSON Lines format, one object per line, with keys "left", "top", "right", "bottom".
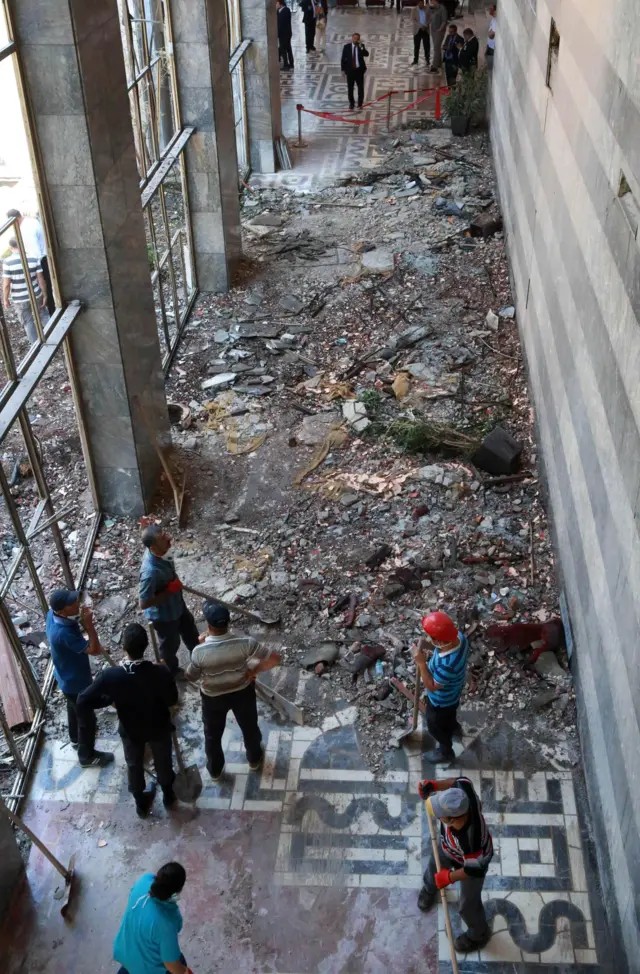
{"left": 412, "top": 610, "right": 469, "bottom": 763}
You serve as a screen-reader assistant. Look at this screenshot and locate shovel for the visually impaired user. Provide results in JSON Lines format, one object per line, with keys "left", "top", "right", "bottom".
{"left": 148, "top": 625, "right": 203, "bottom": 804}
{"left": 0, "top": 799, "right": 77, "bottom": 918}
{"left": 426, "top": 799, "right": 460, "bottom": 974}
{"left": 171, "top": 731, "right": 203, "bottom": 804}
{"left": 395, "top": 670, "right": 422, "bottom": 745}
{"left": 183, "top": 584, "right": 280, "bottom": 626}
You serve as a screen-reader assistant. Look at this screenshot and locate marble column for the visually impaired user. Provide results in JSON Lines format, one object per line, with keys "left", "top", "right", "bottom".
{"left": 172, "top": 0, "right": 242, "bottom": 291}
{"left": 240, "top": 0, "right": 283, "bottom": 173}
{"left": 13, "top": 0, "right": 170, "bottom": 516}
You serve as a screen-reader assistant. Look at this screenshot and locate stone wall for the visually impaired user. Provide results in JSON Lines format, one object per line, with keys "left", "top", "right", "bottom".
{"left": 491, "top": 0, "right": 640, "bottom": 968}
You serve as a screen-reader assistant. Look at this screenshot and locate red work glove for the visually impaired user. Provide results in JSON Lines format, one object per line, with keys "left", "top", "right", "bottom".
{"left": 435, "top": 868, "right": 452, "bottom": 889}
{"left": 418, "top": 779, "right": 437, "bottom": 800}
{"left": 167, "top": 578, "right": 183, "bottom": 594}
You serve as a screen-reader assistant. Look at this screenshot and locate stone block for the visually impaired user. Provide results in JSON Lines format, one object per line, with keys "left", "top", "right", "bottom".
{"left": 361, "top": 249, "right": 395, "bottom": 273}
{"left": 56, "top": 247, "right": 113, "bottom": 308}
{"left": 21, "top": 43, "right": 84, "bottom": 115}
{"left": 175, "top": 42, "right": 213, "bottom": 90}
{"left": 473, "top": 426, "right": 523, "bottom": 476}
{"left": 342, "top": 400, "right": 370, "bottom": 432}
{"left": 13, "top": 0, "right": 74, "bottom": 45}
{"left": 38, "top": 114, "right": 94, "bottom": 186}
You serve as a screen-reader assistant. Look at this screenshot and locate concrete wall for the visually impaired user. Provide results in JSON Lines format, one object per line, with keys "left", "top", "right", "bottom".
{"left": 490, "top": 0, "right": 640, "bottom": 968}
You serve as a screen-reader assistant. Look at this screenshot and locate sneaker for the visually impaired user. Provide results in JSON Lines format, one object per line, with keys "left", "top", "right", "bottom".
{"left": 425, "top": 747, "right": 454, "bottom": 764}
{"left": 210, "top": 764, "right": 225, "bottom": 782}
{"left": 454, "top": 930, "right": 491, "bottom": 952}
{"left": 248, "top": 750, "right": 264, "bottom": 771}
{"left": 135, "top": 782, "right": 157, "bottom": 818}
{"left": 417, "top": 885, "right": 436, "bottom": 912}
{"left": 79, "top": 750, "right": 115, "bottom": 768}
{"left": 411, "top": 60, "right": 418, "bottom": 66}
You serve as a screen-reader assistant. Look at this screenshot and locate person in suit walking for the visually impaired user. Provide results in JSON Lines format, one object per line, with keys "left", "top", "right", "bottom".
{"left": 428, "top": 0, "right": 448, "bottom": 72}
{"left": 276, "top": 0, "right": 294, "bottom": 69}
{"left": 340, "top": 33, "right": 369, "bottom": 111}
{"left": 411, "top": 0, "right": 431, "bottom": 67}
{"left": 301, "top": 0, "right": 316, "bottom": 53}
{"left": 443, "top": 22, "right": 460, "bottom": 85}
{"left": 458, "top": 27, "right": 479, "bottom": 72}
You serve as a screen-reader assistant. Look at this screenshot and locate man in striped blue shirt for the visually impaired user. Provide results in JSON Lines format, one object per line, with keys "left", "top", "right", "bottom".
{"left": 2, "top": 237, "right": 49, "bottom": 343}
{"left": 413, "top": 610, "right": 469, "bottom": 763}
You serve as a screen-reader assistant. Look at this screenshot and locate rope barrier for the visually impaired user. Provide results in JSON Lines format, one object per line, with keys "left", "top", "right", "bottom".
{"left": 295, "top": 84, "right": 449, "bottom": 141}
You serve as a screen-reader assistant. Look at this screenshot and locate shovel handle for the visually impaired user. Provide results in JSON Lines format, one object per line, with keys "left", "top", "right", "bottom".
{"left": 183, "top": 585, "right": 279, "bottom": 626}
{"left": 0, "top": 800, "right": 70, "bottom": 880}
{"left": 172, "top": 732, "right": 187, "bottom": 774}
{"left": 427, "top": 807, "right": 460, "bottom": 974}
{"left": 411, "top": 670, "right": 421, "bottom": 730}
{"left": 148, "top": 624, "right": 162, "bottom": 664}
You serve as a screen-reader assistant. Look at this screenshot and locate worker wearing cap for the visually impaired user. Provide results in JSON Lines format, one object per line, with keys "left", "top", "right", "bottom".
{"left": 77, "top": 624, "right": 178, "bottom": 817}
{"left": 185, "top": 601, "right": 281, "bottom": 780}
{"left": 45, "top": 588, "right": 114, "bottom": 768}
{"left": 417, "top": 778, "right": 493, "bottom": 951}
{"left": 412, "top": 610, "right": 469, "bottom": 763}
{"left": 138, "top": 525, "right": 199, "bottom": 678}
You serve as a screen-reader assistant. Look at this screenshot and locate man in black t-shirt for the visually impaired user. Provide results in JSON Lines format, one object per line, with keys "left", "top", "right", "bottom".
{"left": 417, "top": 776, "right": 493, "bottom": 951}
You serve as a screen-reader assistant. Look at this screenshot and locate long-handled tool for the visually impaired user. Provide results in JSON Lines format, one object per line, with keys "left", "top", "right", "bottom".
{"left": 395, "top": 670, "right": 422, "bottom": 745}
{"left": 426, "top": 801, "right": 460, "bottom": 974}
{"left": 133, "top": 395, "right": 187, "bottom": 525}
{"left": 148, "top": 626, "right": 202, "bottom": 804}
{"left": 0, "top": 798, "right": 76, "bottom": 917}
{"left": 183, "top": 584, "right": 280, "bottom": 627}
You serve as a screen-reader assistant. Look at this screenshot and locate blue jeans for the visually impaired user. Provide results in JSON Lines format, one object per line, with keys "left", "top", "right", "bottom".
{"left": 118, "top": 956, "right": 186, "bottom": 973}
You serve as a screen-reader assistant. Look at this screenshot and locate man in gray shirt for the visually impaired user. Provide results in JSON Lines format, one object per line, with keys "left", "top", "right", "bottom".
{"left": 186, "top": 601, "right": 280, "bottom": 780}
{"left": 428, "top": 0, "right": 448, "bottom": 71}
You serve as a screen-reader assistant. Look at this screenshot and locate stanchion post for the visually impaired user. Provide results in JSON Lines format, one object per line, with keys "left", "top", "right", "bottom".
{"left": 386, "top": 90, "right": 392, "bottom": 132}
{"left": 435, "top": 88, "right": 441, "bottom": 121}
{"left": 296, "top": 104, "right": 303, "bottom": 147}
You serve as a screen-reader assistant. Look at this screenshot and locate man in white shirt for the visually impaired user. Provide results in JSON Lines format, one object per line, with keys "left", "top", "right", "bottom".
{"left": 2, "top": 237, "right": 49, "bottom": 343}
{"left": 6, "top": 208, "right": 54, "bottom": 314}
{"left": 411, "top": 0, "right": 431, "bottom": 67}
{"left": 486, "top": 3, "right": 496, "bottom": 70}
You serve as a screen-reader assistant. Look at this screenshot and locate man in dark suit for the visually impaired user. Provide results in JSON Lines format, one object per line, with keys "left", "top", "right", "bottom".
{"left": 340, "top": 33, "right": 369, "bottom": 111}
{"left": 300, "top": 0, "right": 316, "bottom": 53}
{"left": 276, "top": 0, "right": 294, "bottom": 70}
{"left": 458, "top": 27, "right": 479, "bottom": 72}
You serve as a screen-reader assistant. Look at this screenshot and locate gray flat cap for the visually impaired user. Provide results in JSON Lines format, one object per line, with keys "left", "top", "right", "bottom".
{"left": 431, "top": 787, "right": 469, "bottom": 819}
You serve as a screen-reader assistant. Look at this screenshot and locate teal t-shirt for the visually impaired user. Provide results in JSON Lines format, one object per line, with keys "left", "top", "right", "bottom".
{"left": 113, "top": 874, "right": 183, "bottom": 974}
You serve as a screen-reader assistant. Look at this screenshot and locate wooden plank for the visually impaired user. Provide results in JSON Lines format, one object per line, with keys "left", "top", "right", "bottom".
{"left": 0, "top": 617, "right": 33, "bottom": 728}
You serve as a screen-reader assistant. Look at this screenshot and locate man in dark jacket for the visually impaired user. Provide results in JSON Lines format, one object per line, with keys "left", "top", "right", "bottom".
{"left": 459, "top": 27, "right": 479, "bottom": 71}
{"left": 77, "top": 623, "right": 178, "bottom": 817}
{"left": 443, "top": 23, "right": 460, "bottom": 85}
{"left": 300, "top": 0, "right": 316, "bottom": 53}
{"left": 340, "top": 33, "right": 369, "bottom": 111}
{"left": 138, "top": 524, "right": 199, "bottom": 678}
{"left": 276, "top": 0, "right": 294, "bottom": 70}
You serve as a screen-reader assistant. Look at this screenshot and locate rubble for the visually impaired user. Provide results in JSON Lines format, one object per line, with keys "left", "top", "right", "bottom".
{"left": 1, "top": 126, "right": 580, "bottom": 788}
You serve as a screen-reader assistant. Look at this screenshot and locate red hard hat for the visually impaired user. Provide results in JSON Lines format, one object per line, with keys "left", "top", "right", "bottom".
{"left": 421, "top": 611, "right": 458, "bottom": 643}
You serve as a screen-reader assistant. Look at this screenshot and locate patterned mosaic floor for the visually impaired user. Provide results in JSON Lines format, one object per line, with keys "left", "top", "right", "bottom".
{"left": 252, "top": 4, "right": 489, "bottom": 188}
{"left": 21, "top": 668, "right": 614, "bottom": 974}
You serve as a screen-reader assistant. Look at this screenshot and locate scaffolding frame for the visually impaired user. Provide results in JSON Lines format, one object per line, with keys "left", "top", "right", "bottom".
{"left": 118, "top": 0, "right": 197, "bottom": 373}
{"left": 0, "top": 2, "right": 103, "bottom": 813}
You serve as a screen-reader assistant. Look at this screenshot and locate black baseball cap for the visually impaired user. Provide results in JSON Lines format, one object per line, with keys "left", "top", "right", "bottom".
{"left": 203, "top": 601, "right": 230, "bottom": 627}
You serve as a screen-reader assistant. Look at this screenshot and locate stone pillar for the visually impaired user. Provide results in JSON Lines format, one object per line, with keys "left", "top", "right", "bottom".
{"left": 13, "top": 0, "right": 170, "bottom": 516}
{"left": 240, "top": 0, "right": 283, "bottom": 173}
{"left": 0, "top": 811, "right": 23, "bottom": 920}
{"left": 172, "top": 0, "right": 242, "bottom": 291}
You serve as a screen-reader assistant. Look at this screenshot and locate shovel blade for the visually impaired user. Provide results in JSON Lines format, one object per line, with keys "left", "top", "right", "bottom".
{"left": 57, "top": 854, "right": 76, "bottom": 918}
{"left": 173, "top": 765, "right": 203, "bottom": 804}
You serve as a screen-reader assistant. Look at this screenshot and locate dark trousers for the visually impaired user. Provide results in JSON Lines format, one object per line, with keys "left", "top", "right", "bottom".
{"left": 280, "top": 38, "right": 294, "bottom": 67}
{"left": 152, "top": 606, "right": 199, "bottom": 674}
{"left": 304, "top": 20, "right": 316, "bottom": 50}
{"left": 64, "top": 692, "right": 96, "bottom": 762}
{"left": 346, "top": 70, "right": 365, "bottom": 108}
{"left": 423, "top": 847, "right": 489, "bottom": 941}
{"left": 445, "top": 62, "right": 458, "bottom": 85}
{"left": 414, "top": 28, "right": 430, "bottom": 63}
{"left": 120, "top": 726, "right": 175, "bottom": 798}
{"left": 201, "top": 684, "right": 262, "bottom": 778}
{"left": 40, "top": 255, "right": 55, "bottom": 316}
{"left": 426, "top": 698, "right": 459, "bottom": 756}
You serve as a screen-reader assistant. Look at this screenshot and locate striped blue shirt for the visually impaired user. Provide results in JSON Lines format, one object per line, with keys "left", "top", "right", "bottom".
{"left": 426, "top": 633, "right": 469, "bottom": 707}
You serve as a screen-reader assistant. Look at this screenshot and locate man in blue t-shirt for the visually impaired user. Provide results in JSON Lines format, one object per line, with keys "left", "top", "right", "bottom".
{"left": 45, "top": 589, "right": 114, "bottom": 768}
{"left": 413, "top": 610, "right": 469, "bottom": 763}
{"left": 114, "top": 864, "right": 190, "bottom": 974}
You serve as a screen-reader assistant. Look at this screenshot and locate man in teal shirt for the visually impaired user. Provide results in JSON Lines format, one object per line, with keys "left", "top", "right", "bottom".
{"left": 114, "top": 863, "right": 190, "bottom": 974}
